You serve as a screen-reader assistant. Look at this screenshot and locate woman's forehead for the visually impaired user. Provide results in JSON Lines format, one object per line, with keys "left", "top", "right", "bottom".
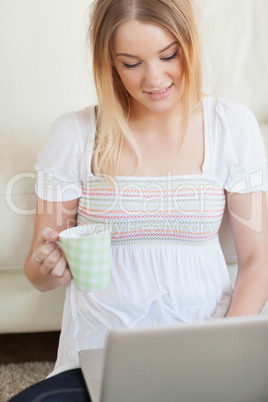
{"left": 111, "top": 20, "right": 177, "bottom": 53}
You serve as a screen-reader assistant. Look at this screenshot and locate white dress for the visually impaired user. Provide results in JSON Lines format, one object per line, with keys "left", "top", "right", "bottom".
{"left": 35, "top": 97, "right": 267, "bottom": 376}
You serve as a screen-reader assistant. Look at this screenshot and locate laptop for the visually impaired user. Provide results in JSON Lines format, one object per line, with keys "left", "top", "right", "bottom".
{"left": 79, "top": 315, "right": 268, "bottom": 402}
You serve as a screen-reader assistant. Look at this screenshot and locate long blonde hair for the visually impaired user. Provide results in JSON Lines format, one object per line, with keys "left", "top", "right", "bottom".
{"left": 89, "top": 0, "right": 202, "bottom": 177}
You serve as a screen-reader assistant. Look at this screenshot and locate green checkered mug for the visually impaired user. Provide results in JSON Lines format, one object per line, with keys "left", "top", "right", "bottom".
{"left": 58, "top": 224, "right": 111, "bottom": 292}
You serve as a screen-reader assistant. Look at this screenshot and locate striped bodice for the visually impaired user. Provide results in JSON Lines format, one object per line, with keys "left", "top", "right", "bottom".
{"left": 77, "top": 175, "right": 226, "bottom": 246}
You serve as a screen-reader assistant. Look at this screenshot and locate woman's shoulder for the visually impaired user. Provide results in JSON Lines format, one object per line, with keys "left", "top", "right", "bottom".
{"left": 203, "top": 96, "right": 260, "bottom": 148}
{"left": 204, "top": 96, "right": 257, "bottom": 126}
{"left": 202, "top": 97, "right": 266, "bottom": 192}
{"left": 51, "top": 105, "right": 96, "bottom": 142}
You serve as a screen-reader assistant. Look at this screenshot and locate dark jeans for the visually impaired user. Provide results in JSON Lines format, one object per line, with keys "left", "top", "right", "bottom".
{"left": 8, "top": 369, "right": 91, "bottom": 402}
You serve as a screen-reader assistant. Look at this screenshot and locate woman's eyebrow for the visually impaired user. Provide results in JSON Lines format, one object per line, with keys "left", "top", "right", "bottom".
{"left": 116, "top": 41, "right": 178, "bottom": 58}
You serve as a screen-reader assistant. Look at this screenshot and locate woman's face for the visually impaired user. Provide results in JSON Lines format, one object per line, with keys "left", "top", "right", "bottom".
{"left": 111, "top": 20, "right": 185, "bottom": 116}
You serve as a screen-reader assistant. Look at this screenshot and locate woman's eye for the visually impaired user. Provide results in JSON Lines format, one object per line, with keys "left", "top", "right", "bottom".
{"left": 161, "top": 51, "right": 178, "bottom": 62}
{"left": 123, "top": 62, "right": 140, "bottom": 69}
{"left": 121, "top": 51, "right": 178, "bottom": 68}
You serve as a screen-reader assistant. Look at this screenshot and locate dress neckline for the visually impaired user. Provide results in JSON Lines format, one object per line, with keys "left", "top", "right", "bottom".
{"left": 89, "top": 96, "right": 212, "bottom": 181}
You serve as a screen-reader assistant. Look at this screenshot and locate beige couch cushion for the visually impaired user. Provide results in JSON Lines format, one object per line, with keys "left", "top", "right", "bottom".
{"left": 0, "top": 136, "right": 44, "bottom": 272}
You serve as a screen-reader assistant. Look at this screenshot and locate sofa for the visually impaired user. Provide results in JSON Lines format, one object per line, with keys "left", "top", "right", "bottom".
{"left": 1, "top": 0, "right": 268, "bottom": 334}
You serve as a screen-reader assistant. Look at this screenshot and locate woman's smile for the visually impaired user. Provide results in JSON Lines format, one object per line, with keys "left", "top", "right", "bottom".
{"left": 144, "top": 83, "right": 174, "bottom": 100}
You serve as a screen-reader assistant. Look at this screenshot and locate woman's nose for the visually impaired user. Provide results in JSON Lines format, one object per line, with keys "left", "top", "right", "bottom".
{"left": 143, "top": 62, "right": 164, "bottom": 88}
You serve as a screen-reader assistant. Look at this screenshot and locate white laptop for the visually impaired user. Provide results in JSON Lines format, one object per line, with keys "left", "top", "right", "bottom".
{"left": 79, "top": 315, "right": 268, "bottom": 402}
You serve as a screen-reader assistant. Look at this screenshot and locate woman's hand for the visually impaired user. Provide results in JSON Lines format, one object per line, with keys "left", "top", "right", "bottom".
{"left": 24, "top": 197, "right": 78, "bottom": 291}
{"left": 32, "top": 227, "right": 72, "bottom": 286}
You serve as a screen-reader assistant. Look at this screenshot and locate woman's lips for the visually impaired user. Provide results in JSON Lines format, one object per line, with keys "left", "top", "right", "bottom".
{"left": 144, "top": 84, "right": 173, "bottom": 100}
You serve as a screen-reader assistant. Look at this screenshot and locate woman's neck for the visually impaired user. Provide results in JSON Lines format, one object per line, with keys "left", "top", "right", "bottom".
{"left": 129, "top": 105, "right": 183, "bottom": 140}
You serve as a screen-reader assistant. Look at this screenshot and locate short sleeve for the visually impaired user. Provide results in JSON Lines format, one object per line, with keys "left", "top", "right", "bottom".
{"left": 35, "top": 107, "right": 95, "bottom": 202}
{"left": 216, "top": 98, "right": 267, "bottom": 193}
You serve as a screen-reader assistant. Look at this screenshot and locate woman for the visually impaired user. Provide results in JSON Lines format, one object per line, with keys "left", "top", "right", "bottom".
{"left": 10, "top": 0, "right": 268, "bottom": 400}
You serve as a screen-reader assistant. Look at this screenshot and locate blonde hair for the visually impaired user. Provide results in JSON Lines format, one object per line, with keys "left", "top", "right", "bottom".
{"left": 89, "top": 0, "right": 202, "bottom": 177}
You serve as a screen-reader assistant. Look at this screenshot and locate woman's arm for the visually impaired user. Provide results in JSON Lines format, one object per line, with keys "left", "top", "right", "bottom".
{"left": 226, "top": 191, "right": 268, "bottom": 316}
{"left": 24, "top": 196, "right": 79, "bottom": 292}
